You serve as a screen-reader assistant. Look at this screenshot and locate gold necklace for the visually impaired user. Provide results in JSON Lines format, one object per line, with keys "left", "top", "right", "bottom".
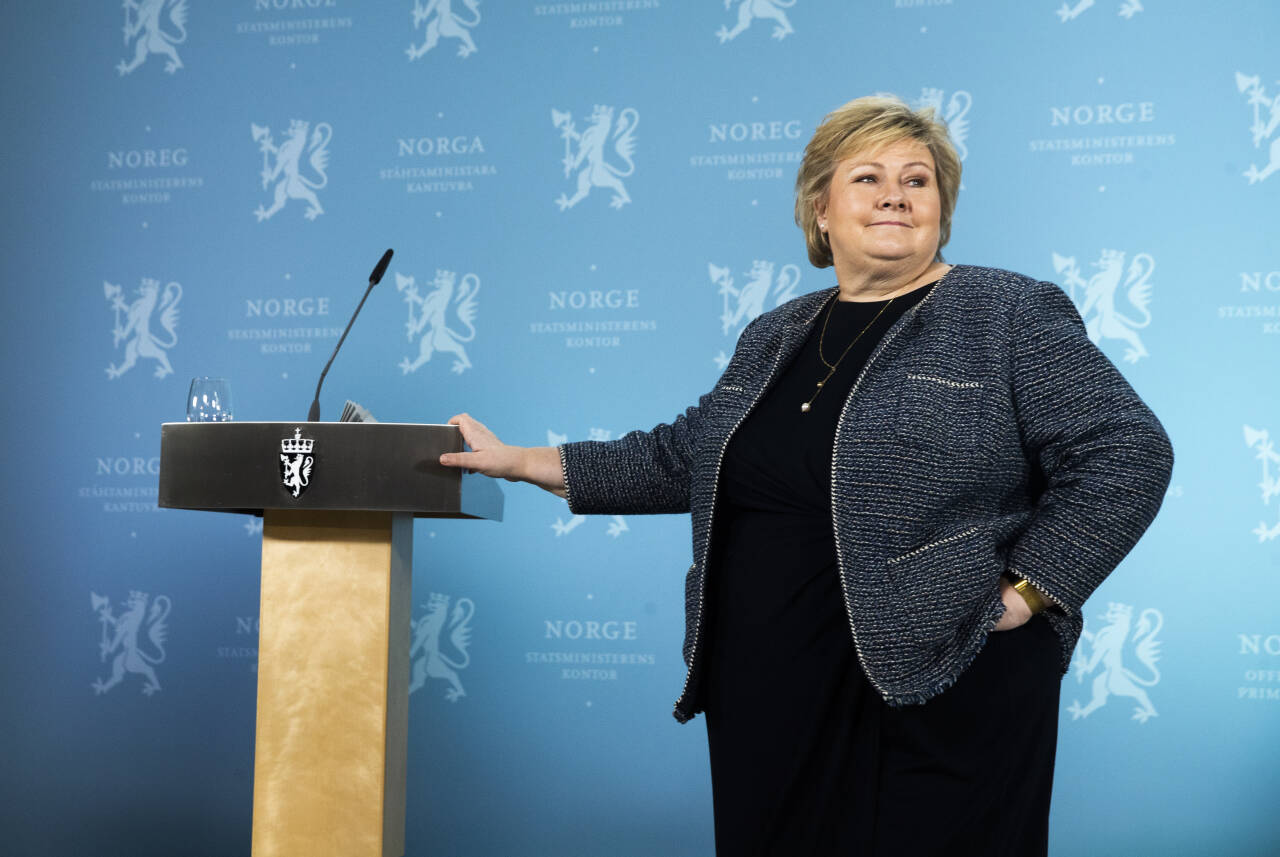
{"left": 800, "top": 294, "right": 896, "bottom": 413}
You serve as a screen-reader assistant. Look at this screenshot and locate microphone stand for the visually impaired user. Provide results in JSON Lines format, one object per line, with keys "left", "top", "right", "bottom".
{"left": 307, "top": 249, "right": 393, "bottom": 421}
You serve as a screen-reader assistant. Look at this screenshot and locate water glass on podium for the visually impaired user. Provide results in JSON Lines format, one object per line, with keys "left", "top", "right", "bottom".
{"left": 187, "top": 377, "right": 233, "bottom": 422}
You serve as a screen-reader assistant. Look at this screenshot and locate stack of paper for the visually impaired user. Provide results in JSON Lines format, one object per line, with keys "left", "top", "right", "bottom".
{"left": 339, "top": 400, "right": 378, "bottom": 423}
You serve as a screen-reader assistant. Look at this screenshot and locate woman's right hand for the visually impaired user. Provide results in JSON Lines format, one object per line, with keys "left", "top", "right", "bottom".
{"left": 439, "top": 413, "right": 567, "bottom": 497}
{"left": 992, "top": 576, "right": 1034, "bottom": 632}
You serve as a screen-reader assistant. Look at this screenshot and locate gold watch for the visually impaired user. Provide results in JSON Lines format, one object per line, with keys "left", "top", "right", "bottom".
{"left": 1009, "top": 575, "right": 1049, "bottom": 615}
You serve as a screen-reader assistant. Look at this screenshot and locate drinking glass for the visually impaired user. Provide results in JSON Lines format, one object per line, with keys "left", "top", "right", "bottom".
{"left": 187, "top": 377, "right": 234, "bottom": 422}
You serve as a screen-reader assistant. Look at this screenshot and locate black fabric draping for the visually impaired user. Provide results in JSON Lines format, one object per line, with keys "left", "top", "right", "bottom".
{"left": 702, "top": 283, "right": 1060, "bottom": 856}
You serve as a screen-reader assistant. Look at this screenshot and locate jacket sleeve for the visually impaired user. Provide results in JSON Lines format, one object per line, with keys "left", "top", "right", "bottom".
{"left": 1006, "top": 279, "right": 1173, "bottom": 614}
{"left": 557, "top": 394, "right": 710, "bottom": 516}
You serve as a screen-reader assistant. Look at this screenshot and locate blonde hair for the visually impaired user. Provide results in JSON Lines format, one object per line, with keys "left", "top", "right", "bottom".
{"left": 794, "top": 94, "right": 962, "bottom": 268}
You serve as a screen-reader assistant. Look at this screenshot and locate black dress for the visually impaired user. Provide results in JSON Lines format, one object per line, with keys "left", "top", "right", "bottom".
{"left": 702, "top": 284, "right": 1061, "bottom": 856}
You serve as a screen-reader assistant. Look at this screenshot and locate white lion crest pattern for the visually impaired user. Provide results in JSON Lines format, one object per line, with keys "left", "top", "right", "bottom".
{"left": 406, "top": 0, "right": 481, "bottom": 60}
{"left": 409, "top": 593, "right": 473, "bottom": 701}
{"left": 280, "top": 453, "right": 312, "bottom": 498}
{"left": 1235, "top": 71, "right": 1280, "bottom": 184}
{"left": 251, "top": 120, "right": 332, "bottom": 222}
{"left": 104, "top": 278, "right": 181, "bottom": 379}
{"left": 396, "top": 270, "right": 479, "bottom": 375}
{"left": 917, "top": 87, "right": 971, "bottom": 162}
{"left": 1068, "top": 602, "right": 1162, "bottom": 723}
{"left": 1243, "top": 425, "right": 1280, "bottom": 542}
{"left": 117, "top": 0, "right": 188, "bottom": 76}
{"left": 716, "top": 0, "right": 796, "bottom": 43}
{"left": 92, "top": 591, "right": 171, "bottom": 696}
{"left": 1055, "top": 0, "right": 1143, "bottom": 22}
{"left": 1052, "top": 249, "right": 1154, "bottom": 363}
{"left": 552, "top": 105, "right": 639, "bottom": 211}
{"left": 709, "top": 260, "right": 800, "bottom": 369}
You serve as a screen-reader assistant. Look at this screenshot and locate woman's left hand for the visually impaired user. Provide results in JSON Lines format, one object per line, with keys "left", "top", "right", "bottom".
{"left": 993, "top": 577, "right": 1034, "bottom": 631}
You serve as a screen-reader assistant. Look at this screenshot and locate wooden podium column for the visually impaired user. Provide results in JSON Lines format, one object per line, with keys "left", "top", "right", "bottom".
{"left": 252, "top": 510, "right": 412, "bottom": 857}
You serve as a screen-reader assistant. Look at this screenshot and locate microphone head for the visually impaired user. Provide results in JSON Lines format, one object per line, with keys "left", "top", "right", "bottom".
{"left": 369, "top": 249, "right": 394, "bottom": 285}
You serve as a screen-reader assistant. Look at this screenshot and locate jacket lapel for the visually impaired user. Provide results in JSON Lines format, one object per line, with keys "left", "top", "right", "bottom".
{"left": 768, "top": 287, "right": 833, "bottom": 387}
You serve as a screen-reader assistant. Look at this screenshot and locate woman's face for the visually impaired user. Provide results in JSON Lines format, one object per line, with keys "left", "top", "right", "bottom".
{"left": 817, "top": 138, "right": 942, "bottom": 277}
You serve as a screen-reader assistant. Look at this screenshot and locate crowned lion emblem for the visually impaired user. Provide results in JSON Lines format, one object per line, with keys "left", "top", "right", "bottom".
{"left": 552, "top": 105, "right": 639, "bottom": 211}
{"left": 709, "top": 260, "right": 801, "bottom": 338}
{"left": 395, "top": 270, "right": 479, "bottom": 375}
{"left": 917, "top": 87, "right": 971, "bottom": 162}
{"left": 1055, "top": 0, "right": 1143, "bottom": 22}
{"left": 1236, "top": 71, "right": 1280, "bottom": 184}
{"left": 251, "top": 120, "right": 332, "bottom": 222}
{"left": 1053, "top": 249, "right": 1155, "bottom": 363}
{"left": 104, "top": 278, "right": 181, "bottom": 379}
{"left": 409, "top": 593, "right": 474, "bottom": 701}
{"left": 92, "top": 591, "right": 171, "bottom": 696}
{"left": 406, "top": 0, "right": 481, "bottom": 60}
{"left": 1068, "top": 602, "right": 1162, "bottom": 723}
{"left": 716, "top": 0, "right": 796, "bottom": 43}
{"left": 708, "top": 260, "right": 800, "bottom": 368}
{"left": 1243, "top": 425, "right": 1280, "bottom": 542}
{"left": 117, "top": 0, "right": 188, "bottom": 76}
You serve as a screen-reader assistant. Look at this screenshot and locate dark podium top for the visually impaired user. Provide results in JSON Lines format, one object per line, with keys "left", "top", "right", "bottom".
{"left": 158, "top": 422, "right": 502, "bottom": 520}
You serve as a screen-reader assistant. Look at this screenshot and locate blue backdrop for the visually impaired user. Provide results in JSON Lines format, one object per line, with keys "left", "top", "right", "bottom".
{"left": 2, "top": 2, "right": 1278, "bottom": 855}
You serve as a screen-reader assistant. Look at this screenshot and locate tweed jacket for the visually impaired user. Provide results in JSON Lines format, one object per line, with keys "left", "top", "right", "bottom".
{"left": 559, "top": 265, "right": 1173, "bottom": 721}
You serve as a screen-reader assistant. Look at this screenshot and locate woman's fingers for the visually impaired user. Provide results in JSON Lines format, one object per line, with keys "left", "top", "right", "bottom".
{"left": 441, "top": 413, "right": 488, "bottom": 471}
{"left": 448, "top": 412, "right": 496, "bottom": 448}
{"left": 440, "top": 414, "right": 522, "bottom": 479}
{"left": 436, "top": 415, "right": 563, "bottom": 496}
{"left": 438, "top": 449, "right": 477, "bottom": 469}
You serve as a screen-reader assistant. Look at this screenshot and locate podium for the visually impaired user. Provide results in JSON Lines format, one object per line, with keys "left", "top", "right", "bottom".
{"left": 158, "top": 422, "right": 502, "bottom": 857}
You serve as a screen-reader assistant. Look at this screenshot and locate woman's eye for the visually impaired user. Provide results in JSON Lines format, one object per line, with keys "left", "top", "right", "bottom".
{"left": 906, "top": 177, "right": 928, "bottom": 187}
{"left": 854, "top": 174, "right": 875, "bottom": 183}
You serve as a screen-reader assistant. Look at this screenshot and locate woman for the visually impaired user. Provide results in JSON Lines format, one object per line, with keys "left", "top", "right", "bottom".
{"left": 440, "top": 95, "right": 1173, "bottom": 856}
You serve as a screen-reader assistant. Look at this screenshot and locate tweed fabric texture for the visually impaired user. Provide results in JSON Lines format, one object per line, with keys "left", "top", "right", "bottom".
{"left": 559, "top": 265, "right": 1174, "bottom": 720}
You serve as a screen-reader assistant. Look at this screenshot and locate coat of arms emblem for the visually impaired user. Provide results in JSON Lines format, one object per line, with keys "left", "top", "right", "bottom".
{"left": 104, "top": 278, "right": 182, "bottom": 379}
{"left": 709, "top": 260, "right": 800, "bottom": 368}
{"left": 395, "top": 270, "right": 479, "bottom": 375}
{"left": 406, "top": 0, "right": 481, "bottom": 60}
{"left": 251, "top": 120, "right": 332, "bottom": 221}
{"left": 1243, "top": 425, "right": 1280, "bottom": 542}
{"left": 716, "top": 0, "right": 796, "bottom": 43}
{"left": 916, "top": 87, "right": 971, "bottom": 162}
{"left": 1067, "top": 602, "right": 1162, "bottom": 723}
{"left": 117, "top": 0, "right": 188, "bottom": 76}
{"left": 1055, "top": 0, "right": 1143, "bottom": 22}
{"left": 409, "top": 593, "right": 474, "bottom": 700}
{"left": 552, "top": 105, "right": 638, "bottom": 211}
{"left": 280, "top": 427, "right": 315, "bottom": 498}
{"left": 92, "top": 590, "right": 170, "bottom": 696}
{"left": 1052, "top": 249, "right": 1155, "bottom": 363}
{"left": 1236, "top": 71, "right": 1280, "bottom": 184}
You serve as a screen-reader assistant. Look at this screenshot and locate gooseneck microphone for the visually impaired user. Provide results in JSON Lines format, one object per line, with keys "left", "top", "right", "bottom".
{"left": 306, "top": 248, "right": 393, "bottom": 421}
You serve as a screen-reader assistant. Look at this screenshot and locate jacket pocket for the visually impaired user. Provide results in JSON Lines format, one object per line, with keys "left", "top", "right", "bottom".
{"left": 885, "top": 525, "right": 1000, "bottom": 648}
{"left": 894, "top": 372, "right": 992, "bottom": 460}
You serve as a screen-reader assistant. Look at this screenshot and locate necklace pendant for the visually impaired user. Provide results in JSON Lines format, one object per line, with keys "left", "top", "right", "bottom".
{"left": 800, "top": 402, "right": 811, "bottom": 413}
